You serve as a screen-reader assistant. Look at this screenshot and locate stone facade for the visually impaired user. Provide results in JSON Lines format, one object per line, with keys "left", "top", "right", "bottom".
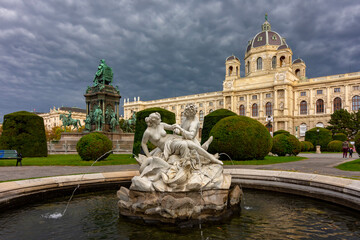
{"left": 123, "top": 18, "right": 360, "bottom": 140}
{"left": 38, "top": 106, "right": 86, "bottom": 130}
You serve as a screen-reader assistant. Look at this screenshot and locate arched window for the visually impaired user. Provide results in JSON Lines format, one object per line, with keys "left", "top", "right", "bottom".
{"left": 209, "top": 109, "right": 213, "bottom": 113}
{"left": 295, "top": 69, "right": 300, "bottom": 78}
{"left": 265, "top": 102, "right": 272, "bottom": 116}
{"left": 352, "top": 95, "right": 360, "bottom": 110}
{"left": 334, "top": 97, "right": 342, "bottom": 111}
{"left": 257, "top": 57, "right": 262, "bottom": 70}
{"left": 252, "top": 103, "right": 258, "bottom": 117}
{"left": 199, "top": 110, "right": 204, "bottom": 121}
{"left": 272, "top": 56, "right": 276, "bottom": 69}
{"left": 300, "top": 101, "right": 307, "bottom": 115}
{"left": 228, "top": 66, "right": 233, "bottom": 76}
{"left": 280, "top": 56, "right": 285, "bottom": 67}
{"left": 247, "top": 61, "right": 250, "bottom": 74}
{"left": 316, "top": 99, "right": 324, "bottom": 113}
{"left": 236, "top": 67, "right": 238, "bottom": 76}
{"left": 239, "top": 105, "right": 245, "bottom": 116}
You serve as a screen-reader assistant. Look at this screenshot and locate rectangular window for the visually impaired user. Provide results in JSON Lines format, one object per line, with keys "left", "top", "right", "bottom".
{"left": 181, "top": 105, "right": 184, "bottom": 109}
{"left": 317, "top": 90, "right": 323, "bottom": 95}
{"left": 266, "top": 93, "right": 271, "bottom": 98}
{"left": 300, "top": 91, "right": 306, "bottom": 96}
{"left": 209, "top": 102, "right": 213, "bottom": 106}
{"left": 219, "top": 100, "right": 223, "bottom": 106}
{"left": 334, "top": 88, "right": 340, "bottom": 93}
{"left": 172, "top": 106, "right": 175, "bottom": 110}
{"left": 252, "top": 95, "right": 257, "bottom": 100}
{"left": 353, "top": 86, "right": 360, "bottom": 91}
{"left": 199, "top": 103, "right": 203, "bottom": 107}
{"left": 239, "top": 97, "right": 244, "bottom": 101}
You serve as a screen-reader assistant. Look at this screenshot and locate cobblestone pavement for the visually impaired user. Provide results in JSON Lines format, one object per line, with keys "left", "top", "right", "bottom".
{"left": 1, "top": 153, "right": 360, "bottom": 181}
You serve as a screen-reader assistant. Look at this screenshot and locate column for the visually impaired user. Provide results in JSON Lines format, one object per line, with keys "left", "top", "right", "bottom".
{"left": 326, "top": 87, "right": 330, "bottom": 114}
{"left": 309, "top": 89, "right": 313, "bottom": 115}
{"left": 259, "top": 92, "right": 263, "bottom": 118}
{"left": 344, "top": 85, "right": 349, "bottom": 110}
{"left": 246, "top": 94, "right": 250, "bottom": 116}
{"left": 273, "top": 90, "right": 278, "bottom": 116}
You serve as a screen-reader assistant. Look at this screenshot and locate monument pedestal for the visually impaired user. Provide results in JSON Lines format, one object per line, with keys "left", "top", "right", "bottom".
{"left": 48, "top": 132, "right": 134, "bottom": 154}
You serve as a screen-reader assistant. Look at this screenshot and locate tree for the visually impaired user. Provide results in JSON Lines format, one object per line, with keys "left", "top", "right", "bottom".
{"left": 328, "top": 109, "right": 360, "bottom": 139}
{"left": 327, "top": 109, "right": 352, "bottom": 136}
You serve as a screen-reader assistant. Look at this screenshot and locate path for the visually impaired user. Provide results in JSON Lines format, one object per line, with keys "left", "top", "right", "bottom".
{"left": 1, "top": 153, "right": 360, "bottom": 181}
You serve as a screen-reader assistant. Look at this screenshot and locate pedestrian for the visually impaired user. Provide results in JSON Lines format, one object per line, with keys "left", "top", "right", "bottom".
{"left": 349, "top": 147, "right": 353, "bottom": 158}
{"left": 342, "top": 140, "right": 349, "bottom": 158}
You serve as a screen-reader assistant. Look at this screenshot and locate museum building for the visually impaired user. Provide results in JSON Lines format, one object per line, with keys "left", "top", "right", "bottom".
{"left": 123, "top": 17, "right": 360, "bottom": 140}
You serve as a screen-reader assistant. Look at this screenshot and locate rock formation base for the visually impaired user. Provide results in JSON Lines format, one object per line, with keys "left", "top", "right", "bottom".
{"left": 118, "top": 185, "right": 243, "bottom": 226}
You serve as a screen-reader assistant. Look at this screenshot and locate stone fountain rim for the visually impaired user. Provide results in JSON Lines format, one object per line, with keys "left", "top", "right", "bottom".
{"left": 1, "top": 169, "right": 360, "bottom": 211}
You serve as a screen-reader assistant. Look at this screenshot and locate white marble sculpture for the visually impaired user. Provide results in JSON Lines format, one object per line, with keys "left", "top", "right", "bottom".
{"left": 131, "top": 104, "right": 231, "bottom": 192}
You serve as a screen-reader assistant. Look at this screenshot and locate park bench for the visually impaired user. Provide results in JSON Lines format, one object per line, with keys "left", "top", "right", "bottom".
{"left": 0, "top": 150, "right": 22, "bottom": 166}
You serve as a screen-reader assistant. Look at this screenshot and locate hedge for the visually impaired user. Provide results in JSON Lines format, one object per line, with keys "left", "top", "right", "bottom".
{"left": 208, "top": 115, "right": 272, "bottom": 160}
{"left": 76, "top": 132, "right": 112, "bottom": 161}
{"left": 355, "top": 132, "right": 360, "bottom": 154}
{"left": 273, "top": 130, "right": 290, "bottom": 137}
{"left": 333, "top": 133, "right": 347, "bottom": 142}
{"left": 271, "top": 134, "right": 301, "bottom": 156}
{"left": 0, "top": 111, "right": 47, "bottom": 157}
{"left": 305, "top": 127, "right": 332, "bottom": 151}
{"left": 327, "top": 140, "right": 343, "bottom": 152}
{"left": 200, "top": 109, "right": 236, "bottom": 146}
{"left": 132, "top": 108, "right": 175, "bottom": 156}
{"left": 300, "top": 141, "right": 314, "bottom": 152}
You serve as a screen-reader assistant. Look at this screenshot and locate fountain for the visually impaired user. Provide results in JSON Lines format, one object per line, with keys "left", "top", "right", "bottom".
{"left": 117, "top": 105, "right": 242, "bottom": 225}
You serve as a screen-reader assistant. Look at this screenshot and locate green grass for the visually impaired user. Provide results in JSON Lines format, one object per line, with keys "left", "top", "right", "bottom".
{"left": 223, "top": 155, "right": 306, "bottom": 165}
{"left": 0, "top": 154, "right": 307, "bottom": 166}
{"left": 0, "top": 154, "right": 137, "bottom": 166}
{"left": 336, "top": 158, "right": 360, "bottom": 171}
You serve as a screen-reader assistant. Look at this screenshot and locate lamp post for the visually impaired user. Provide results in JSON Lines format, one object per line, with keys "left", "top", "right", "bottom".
{"left": 316, "top": 128, "right": 321, "bottom": 154}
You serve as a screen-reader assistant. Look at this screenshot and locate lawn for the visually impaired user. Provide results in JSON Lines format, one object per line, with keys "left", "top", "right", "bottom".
{"left": 336, "top": 158, "right": 360, "bottom": 171}
{"left": 0, "top": 154, "right": 137, "bottom": 166}
{"left": 223, "top": 155, "right": 306, "bottom": 165}
{"left": 0, "top": 154, "right": 306, "bottom": 167}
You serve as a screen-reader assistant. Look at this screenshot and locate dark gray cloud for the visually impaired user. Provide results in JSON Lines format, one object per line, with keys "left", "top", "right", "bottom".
{"left": 1, "top": 0, "right": 359, "bottom": 121}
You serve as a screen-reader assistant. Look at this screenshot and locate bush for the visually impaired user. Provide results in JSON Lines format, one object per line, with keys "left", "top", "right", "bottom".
{"left": 208, "top": 116, "right": 272, "bottom": 160}
{"left": 333, "top": 133, "right": 347, "bottom": 142}
{"left": 273, "top": 130, "right": 290, "bottom": 137}
{"left": 300, "top": 141, "right": 314, "bottom": 152}
{"left": 200, "top": 109, "right": 237, "bottom": 145}
{"left": 305, "top": 127, "right": 332, "bottom": 151}
{"left": 327, "top": 140, "right": 343, "bottom": 152}
{"left": 355, "top": 132, "right": 360, "bottom": 154}
{"left": 0, "top": 111, "right": 47, "bottom": 157}
{"left": 76, "top": 132, "right": 112, "bottom": 161}
{"left": 132, "top": 108, "right": 175, "bottom": 156}
{"left": 272, "top": 134, "right": 301, "bottom": 156}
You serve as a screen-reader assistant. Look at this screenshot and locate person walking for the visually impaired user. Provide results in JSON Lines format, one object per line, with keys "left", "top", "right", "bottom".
{"left": 342, "top": 140, "right": 349, "bottom": 158}
{"left": 349, "top": 147, "right": 353, "bottom": 158}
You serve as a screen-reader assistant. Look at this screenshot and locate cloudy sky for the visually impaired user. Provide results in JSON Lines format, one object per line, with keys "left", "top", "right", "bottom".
{"left": 1, "top": 0, "right": 360, "bottom": 122}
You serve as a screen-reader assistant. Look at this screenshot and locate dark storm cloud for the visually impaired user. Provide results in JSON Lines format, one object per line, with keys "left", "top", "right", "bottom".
{"left": 0, "top": 0, "right": 359, "bottom": 121}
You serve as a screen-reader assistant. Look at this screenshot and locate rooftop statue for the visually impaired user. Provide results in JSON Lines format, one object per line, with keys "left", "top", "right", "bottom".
{"left": 93, "top": 59, "right": 113, "bottom": 87}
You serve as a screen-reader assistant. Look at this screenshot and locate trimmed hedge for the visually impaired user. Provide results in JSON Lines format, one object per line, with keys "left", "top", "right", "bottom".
{"left": 305, "top": 127, "right": 332, "bottom": 151}
{"left": 272, "top": 134, "right": 301, "bottom": 156}
{"left": 0, "top": 111, "right": 47, "bottom": 157}
{"left": 132, "top": 108, "right": 175, "bottom": 156}
{"left": 355, "top": 132, "right": 360, "bottom": 154}
{"left": 208, "top": 115, "right": 272, "bottom": 160}
{"left": 333, "top": 133, "right": 347, "bottom": 142}
{"left": 273, "top": 130, "right": 290, "bottom": 137}
{"left": 200, "top": 109, "right": 237, "bottom": 145}
{"left": 76, "top": 132, "right": 112, "bottom": 161}
{"left": 327, "top": 140, "right": 343, "bottom": 152}
{"left": 300, "top": 141, "right": 314, "bottom": 152}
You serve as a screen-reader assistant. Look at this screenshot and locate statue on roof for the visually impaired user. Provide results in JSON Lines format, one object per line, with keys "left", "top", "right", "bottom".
{"left": 93, "top": 59, "right": 113, "bottom": 87}
{"left": 265, "top": 13, "right": 268, "bottom": 21}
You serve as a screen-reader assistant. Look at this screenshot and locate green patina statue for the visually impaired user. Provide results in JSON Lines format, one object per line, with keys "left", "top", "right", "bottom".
{"left": 93, "top": 105, "right": 104, "bottom": 131}
{"left": 93, "top": 59, "right": 113, "bottom": 87}
{"left": 60, "top": 111, "right": 82, "bottom": 132}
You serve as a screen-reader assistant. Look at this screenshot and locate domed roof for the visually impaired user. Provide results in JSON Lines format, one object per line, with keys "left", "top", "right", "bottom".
{"left": 226, "top": 55, "right": 239, "bottom": 61}
{"left": 246, "top": 15, "right": 289, "bottom": 52}
{"left": 293, "top": 58, "right": 304, "bottom": 64}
